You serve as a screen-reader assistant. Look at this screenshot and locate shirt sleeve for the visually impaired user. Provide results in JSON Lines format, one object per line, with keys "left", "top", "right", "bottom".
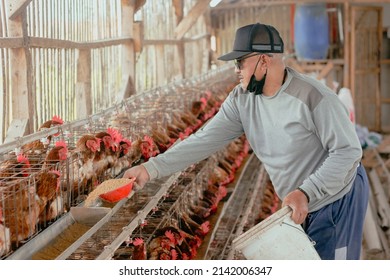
{"left": 143, "top": 91, "right": 245, "bottom": 180}
{"left": 298, "top": 92, "right": 362, "bottom": 202}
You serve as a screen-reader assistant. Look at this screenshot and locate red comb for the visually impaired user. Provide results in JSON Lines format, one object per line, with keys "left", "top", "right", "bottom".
{"left": 200, "top": 221, "right": 210, "bottom": 234}
{"left": 49, "top": 170, "right": 61, "bottom": 177}
{"left": 55, "top": 140, "right": 67, "bottom": 148}
{"left": 107, "top": 127, "right": 122, "bottom": 143}
{"left": 165, "top": 230, "right": 175, "bottom": 244}
{"left": 17, "top": 153, "right": 29, "bottom": 164}
{"left": 52, "top": 115, "right": 63, "bottom": 124}
{"left": 200, "top": 97, "right": 207, "bottom": 105}
{"left": 143, "top": 135, "right": 154, "bottom": 146}
{"left": 133, "top": 238, "right": 144, "bottom": 246}
{"left": 122, "top": 138, "right": 132, "bottom": 146}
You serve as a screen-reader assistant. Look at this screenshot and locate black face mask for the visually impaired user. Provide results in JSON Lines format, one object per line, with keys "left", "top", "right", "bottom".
{"left": 247, "top": 70, "right": 267, "bottom": 95}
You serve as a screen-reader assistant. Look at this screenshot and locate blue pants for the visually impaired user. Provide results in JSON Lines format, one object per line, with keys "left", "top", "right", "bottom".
{"left": 303, "top": 164, "right": 370, "bottom": 260}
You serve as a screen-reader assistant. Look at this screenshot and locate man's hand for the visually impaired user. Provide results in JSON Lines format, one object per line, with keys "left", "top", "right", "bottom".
{"left": 282, "top": 189, "right": 309, "bottom": 224}
{"left": 122, "top": 165, "right": 150, "bottom": 190}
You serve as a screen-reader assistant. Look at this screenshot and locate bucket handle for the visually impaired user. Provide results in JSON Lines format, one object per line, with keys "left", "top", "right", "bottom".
{"left": 281, "top": 206, "right": 317, "bottom": 246}
{"left": 280, "top": 221, "right": 317, "bottom": 246}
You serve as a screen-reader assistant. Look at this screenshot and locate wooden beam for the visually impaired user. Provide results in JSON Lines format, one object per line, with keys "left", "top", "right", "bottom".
{"left": 7, "top": 0, "right": 33, "bottom": 20}
{"left": 0, "top": 37, "right": 24, "bottom": 48}
{"left": 343, "top": 2, "right": 350, "bottom": 88}
{"left": 3, "top": 119, "right": 29, "bottom": 143}
{"left": 316, "top": 61, "right": 334, "bottom": 80}
{"left": 120, "top": 0, "right": 135, "bottom": 100}
{"left": 8, "top": 11, "right": 31, "bottom": 134}
{"left": 173, "top": 0, "right": 185, "bottom": 78}
{"left": 175, "top": 0, "right": 211, "bottom": 40}
{"left": 29, "top": 36, "right": 133, "bottom": 49}
{"left": 75, "top": 50, "right": 92, "bottom": 119}
{"left": 133, "top": 21, "right": 144, "bottom": 53}
{"left": 211, "top": 0, "right": 390, "bottom": 11}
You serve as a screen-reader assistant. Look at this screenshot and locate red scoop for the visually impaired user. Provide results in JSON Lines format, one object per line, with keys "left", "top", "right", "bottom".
{"left": 99, "top": 177, "right": 136, "bottom": 203}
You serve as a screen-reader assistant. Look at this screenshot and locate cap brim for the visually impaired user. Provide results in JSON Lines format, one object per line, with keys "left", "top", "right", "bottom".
{"left": 217, "top": 51, "right": 251, "bottom": 61}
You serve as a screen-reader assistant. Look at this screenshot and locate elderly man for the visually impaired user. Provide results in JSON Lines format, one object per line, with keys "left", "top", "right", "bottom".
{"left": 123, "top": 23, "right": 369, "bottom": 260}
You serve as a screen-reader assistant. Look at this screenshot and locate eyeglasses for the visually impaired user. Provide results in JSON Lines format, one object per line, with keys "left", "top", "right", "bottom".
{"left": 234, "top": 53, "right": 260, "bottom": 70}
{"left": 234, "top": 53, "right": 273, "bottom": 70}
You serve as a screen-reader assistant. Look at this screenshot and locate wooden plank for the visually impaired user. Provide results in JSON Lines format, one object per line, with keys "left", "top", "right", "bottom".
{"left": 316, "top": 61, "right": 334, "bottom": 80}
{"left": 156, "top": 45, "right": 165, "bottom": 86}
{"left": 343, "top": 2, "right": 350, "bottom": 88}
{"left": 75, "top": 50, "right": 92, "bottom": 119}
{"left": 211, "top": 0, "right": 390, "bottom": 11}
{"left": 363, "top": 199, "right": 384, "bottom": 256}
{"left": 119, "top": 0, "right": 135, "bottom": 100}
{"left": 0, "top": 37, "right": 24, "bottom": 48}
{"left": 369, "top": 169, "right": 390, "bottom": 229}
{"left": 29, "top": 36, "right": 133, "bottom": 49}
{"left": 133, "top": 21, "right": 144, "bottom": 53}
{"left": 7, "top": 0, "right": 33, "bottom": 20}
{"left": 8, "top": 12, "right": 31, "bottom": 134}
{"left": 175, "top": 0, "right": 211, "bottom": 40}
{"left": 173, "top": 0, "right": 185, "bottom": 78}
{"left": 3, "top": 119, "right": 29, "bottom": 144}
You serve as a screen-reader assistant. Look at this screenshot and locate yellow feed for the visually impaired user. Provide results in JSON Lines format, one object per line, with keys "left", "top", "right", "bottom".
{"left": 84, "top": 178, "right": 133, "bottom": 207}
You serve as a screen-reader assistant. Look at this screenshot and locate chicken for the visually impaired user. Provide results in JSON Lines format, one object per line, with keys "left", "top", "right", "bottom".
{"left": 42, "top": 141, "right": 68, "bottom": 170}
{"left": 131, "top": 237, "right": 147, "bottom": 260}
{"left": 5, "top": 199, "right": 40, "bottom": 244}
{"left": 21, "top": 115, "right": 64, "bottom": 156}
{"left": 92, "top": 128, "right": 125, "bottom": 179}
{"left": 148, "top": 229, "right": 178, "bottom": 260}
{"left": 125, "top": 138, "right": 143, "bottom": 166}
{"left": 208, "top": 166, "right": 230, "bottom": 187}
{"left": 0, "top": 153, "right": 31, "bottom": 179}
{"left": 93, "top": 131, "right": 115, "bottom": 178}
{"left": 1, "top": 176, "right": 41, "bottom": 244}
{"left": 38, "top": 115, "right": 64, "bottom": 131}
{"left": 139, "top": 135, "right": 159, "bottom": 161}
{"left": 178, "top": 110, "right": 202, "bottom": 131}
{"left": 179, "top": 212, "right": 210, "bottom": 238}
{"left": 36, "top": 170, "right": 62, "bottom": 223}
{"left": 71, "top": 134, "right": 101, "bottom": 197}
{"left": 151, "top": 126, "right": 174, "bottom": 153}
{"left": 36, "top": 170, "right": 61, "bottom": 206}
{"left": 111, "top": 137, "right": 133, "bottom": 176}
{"left": 191, "top": 97, "right": 207, "bottom": 119}
{"left": 0, "top": 207, "right": 11, "bottom": 257}
{"left": 39, "top": 194, "right": 65, "bottom": 223}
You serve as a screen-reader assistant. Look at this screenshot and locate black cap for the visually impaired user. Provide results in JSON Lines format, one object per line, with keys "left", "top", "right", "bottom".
{"left": 218, "top": 23, "right": 284, "bottom": 61}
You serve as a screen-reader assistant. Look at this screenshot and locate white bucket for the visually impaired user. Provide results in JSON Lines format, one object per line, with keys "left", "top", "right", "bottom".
{"left": 232, "top": 206, "right": 321, "bottom": 260}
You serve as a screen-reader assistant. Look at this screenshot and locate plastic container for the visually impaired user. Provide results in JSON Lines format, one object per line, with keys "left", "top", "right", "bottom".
{"left": 338, "top": 87, "right": 356, "bottom": 124}
{"left": 232, "top": 206, "right": 321, "bottom": 260}
{"left": 294, "top": 3, "right": 329, "bottom": 60}
{"left": 99, "top": 178, "right": 135, "bottom": 203}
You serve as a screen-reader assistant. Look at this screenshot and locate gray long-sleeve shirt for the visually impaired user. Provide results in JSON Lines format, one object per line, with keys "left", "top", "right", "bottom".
{"left": 143, "top": 67, "right": 362, "bottom": 212}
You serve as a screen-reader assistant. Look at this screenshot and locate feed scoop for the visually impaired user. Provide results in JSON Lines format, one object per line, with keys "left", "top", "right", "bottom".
{"left": 99, "top": 177, "right": 136, "bottom": 203}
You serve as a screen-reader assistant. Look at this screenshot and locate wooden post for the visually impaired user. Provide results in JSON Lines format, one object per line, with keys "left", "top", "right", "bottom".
{"left": 156, "top": 44, "right": 166, "bottom": 86}
{"left": 343, "top": 2, "right": 350, "bottom": 89}
{"left": 120, "top": 0, "right": 136, "bottom": 100}
{"left": 173, "top": 0, "right": 186, "bottom": 79}
{"left": 75, "top": 50, "right": 92, "bottom": 119}
{"left": 7, "top": 9, "right": 32, "bottom": 135}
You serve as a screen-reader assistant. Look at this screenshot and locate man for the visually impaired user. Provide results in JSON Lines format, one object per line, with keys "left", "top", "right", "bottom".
{"left": 123, "top": 23, "right": 370, "bottom": 260}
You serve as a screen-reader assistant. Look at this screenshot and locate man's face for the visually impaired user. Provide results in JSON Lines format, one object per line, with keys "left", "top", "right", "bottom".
{"left": 234, "top": 53, "right": 261, "bottom": 90}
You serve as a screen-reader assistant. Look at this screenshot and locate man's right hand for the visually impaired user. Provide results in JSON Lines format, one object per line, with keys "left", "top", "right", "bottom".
{"left": 122, "top": 165, "right": 150, "bottom": 190}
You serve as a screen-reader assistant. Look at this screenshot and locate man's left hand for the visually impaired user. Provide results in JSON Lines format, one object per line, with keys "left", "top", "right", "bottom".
{"left": 282, "top": 189, "right": 309, "bottom": 224}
